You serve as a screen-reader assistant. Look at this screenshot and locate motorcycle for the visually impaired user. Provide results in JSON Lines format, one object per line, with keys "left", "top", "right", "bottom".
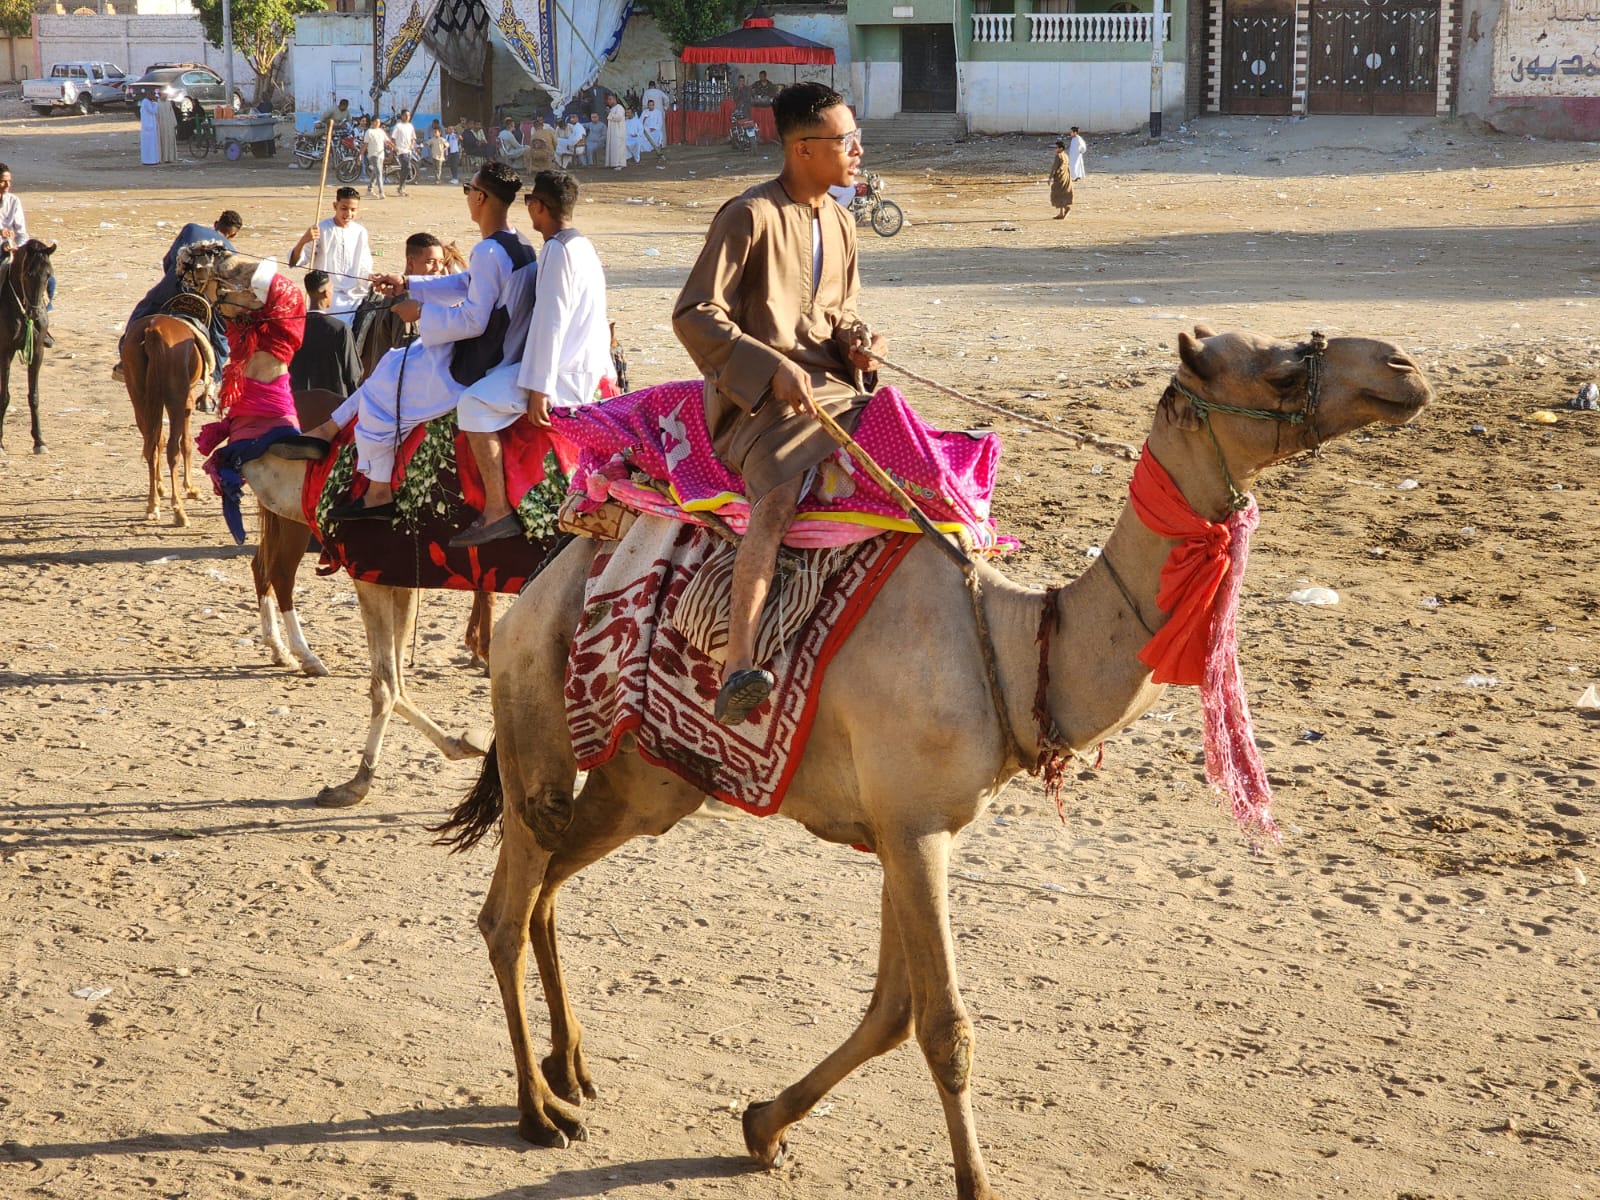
{"left": 292, "top": 123, "right": 366, "bottom": 182}
{"left": 848, "top": 172, "right": 903, "bottom": 237}
{"left": 729, "top": 115, "right": 759, "bottom": 153}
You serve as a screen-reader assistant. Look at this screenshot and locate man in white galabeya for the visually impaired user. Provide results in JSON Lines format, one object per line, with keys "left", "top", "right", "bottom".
{"left": 288, "top": 187, "right": 372, "bottom": 327}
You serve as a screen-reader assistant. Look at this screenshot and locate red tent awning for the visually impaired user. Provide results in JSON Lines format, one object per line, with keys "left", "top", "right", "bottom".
{"left": 680, "top": 16, "right": 837, "bottom": 66}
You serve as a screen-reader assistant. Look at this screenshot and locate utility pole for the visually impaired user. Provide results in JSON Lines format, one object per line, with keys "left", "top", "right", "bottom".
{"left": 1149, "top": 0, "right": 1163, "bottom": 139}
{"left": 222, "top": 0, "right": 235, "bottom": 108}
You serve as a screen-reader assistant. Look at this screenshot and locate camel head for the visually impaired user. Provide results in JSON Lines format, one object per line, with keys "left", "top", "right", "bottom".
{"left": 1154, "top": 326, "right": 1432, "bottom": 516}
{"left": 176, "top": 243, "right": 265, "bottom": 318}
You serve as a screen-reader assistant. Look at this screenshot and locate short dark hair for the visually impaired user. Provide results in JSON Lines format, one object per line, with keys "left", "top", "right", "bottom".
{"left": 405, "top": 231, "right": 442, "bottom": 255}
{"left": 0, "top": 162, "right": 11, "bottom": 176}
{"left": 334, "top": 186, "right": 359, "bottom": 203}
{"left": 217, "top": 210, "right": 243, "bottom": 232}
{"left": 773, "top": 82, "right": 845, "bottom": 141}
{"left": 528, "top": 170, "right": 578, "bottom": 220}
{"left": 304, "top": 270, "right": 330, "bottom": 295}
{"left": 476, "top": 160, "right": 521, "bottom": 205}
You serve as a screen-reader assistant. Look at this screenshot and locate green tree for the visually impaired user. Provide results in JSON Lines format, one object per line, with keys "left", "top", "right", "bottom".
{"left": 190, "top": 0, "right": 324, "bottom": 105}
{"left": 0, "top": 0, "right": 33, "bottom": 40}
{"left": 639, "top": 0, "right": 755, "bottom": 53}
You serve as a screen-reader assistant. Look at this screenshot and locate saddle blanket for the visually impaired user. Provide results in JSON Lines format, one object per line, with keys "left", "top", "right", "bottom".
{"left": 301, "top": 411, "right": 577, "bottom": 594}
{"left": 551, "top": 380, "right": 1010, "bottom": 553}
{"left": 566, "top": 515, "right": 915, "bottom": 815}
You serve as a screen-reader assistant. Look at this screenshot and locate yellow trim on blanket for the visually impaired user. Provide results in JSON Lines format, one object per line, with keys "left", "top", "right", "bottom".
{"left": 670, "top": 483, "right": 973, "bottom": 536}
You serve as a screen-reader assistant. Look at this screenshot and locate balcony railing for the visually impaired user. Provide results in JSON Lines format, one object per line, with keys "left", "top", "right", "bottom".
{"left": 1026, "top": 13, "right": 1172, "bottom": 42}
{"left": 971, "top": 13, "right": 1015, "bottom": 42}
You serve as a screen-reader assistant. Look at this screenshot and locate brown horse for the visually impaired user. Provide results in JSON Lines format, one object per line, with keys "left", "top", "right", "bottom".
{"left": 121, "top": 287, "right": 217, "bottom": 526}
{"left": 0, "top": 239, "right": 56, "bottom": 455}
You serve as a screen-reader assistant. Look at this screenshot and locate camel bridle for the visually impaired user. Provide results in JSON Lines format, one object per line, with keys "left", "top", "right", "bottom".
{"left": 1166, "top": 330, "right": 1329, "bottom": 512}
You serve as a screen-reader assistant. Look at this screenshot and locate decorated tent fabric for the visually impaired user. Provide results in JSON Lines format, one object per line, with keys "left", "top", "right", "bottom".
{"left": 374, "top": 0, "right": 633, "bottom": 103}
{"left": 300, "top": 411, "right": 576, "bottom": 594}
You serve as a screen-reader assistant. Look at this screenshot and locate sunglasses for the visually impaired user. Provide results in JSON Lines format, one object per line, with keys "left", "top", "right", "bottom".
{"left": 462, "top": 183, "right": 485, "bottom": 196}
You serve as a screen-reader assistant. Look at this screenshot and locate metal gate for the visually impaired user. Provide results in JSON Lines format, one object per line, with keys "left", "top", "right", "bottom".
{"left": 1223, "top": 10, "right": 1295, "bottom": 114}
{"left": 1308, "top": 0, "right": 1440, "bottom": 114}
{"left": 901, "top": 24, "right": 957, "bottom": 113}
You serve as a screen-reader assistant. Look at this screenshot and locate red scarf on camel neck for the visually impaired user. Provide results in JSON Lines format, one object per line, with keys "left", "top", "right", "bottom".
{"left": 220, "top": 274, "right": 305, "bottom": 414}
{"left": 1128, "top": 446, "right": 1276, "bottom": 843}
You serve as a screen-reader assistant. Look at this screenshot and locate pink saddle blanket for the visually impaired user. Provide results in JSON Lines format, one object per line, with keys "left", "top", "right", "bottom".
{"left": 566, "top": 516, "right": 915, "bottom": 815}
{"left": 550, "top": 380, "right": 1010, "bottom": 552}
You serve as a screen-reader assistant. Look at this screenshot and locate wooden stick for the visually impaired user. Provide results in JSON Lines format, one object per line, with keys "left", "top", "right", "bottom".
{"left": 810, "top": 405, "right": 972, "bottom": 569}
{"left": 313, "top": 118, "right": 335, "bottom": 232}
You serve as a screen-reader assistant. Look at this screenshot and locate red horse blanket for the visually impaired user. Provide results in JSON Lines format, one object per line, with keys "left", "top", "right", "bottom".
{"left": 301, "top": 412, "right": 577, "bottom": 594}
{"left": 566, "top": 516, "right": 915, "bottom": 815}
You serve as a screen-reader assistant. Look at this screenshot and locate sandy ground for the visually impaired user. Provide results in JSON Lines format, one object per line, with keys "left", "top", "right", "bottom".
{"left": 2, "top": 105, "right": 1598, "bottom": 1200}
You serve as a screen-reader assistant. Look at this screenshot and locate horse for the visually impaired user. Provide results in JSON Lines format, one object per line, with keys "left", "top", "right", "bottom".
{"left": 121, "top": 292, "right": 215, "bottom": 527}
{"left": 0, "top": 239, "right": 56, "bottom": 455}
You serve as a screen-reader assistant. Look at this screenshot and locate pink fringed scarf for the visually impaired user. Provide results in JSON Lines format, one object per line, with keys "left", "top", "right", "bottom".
{"left": 1129, "top": 446, "right": 1278, "bottom": 842}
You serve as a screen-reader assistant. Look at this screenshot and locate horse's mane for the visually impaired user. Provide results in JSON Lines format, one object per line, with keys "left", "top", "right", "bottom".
{"left": 442, "top": 241, "right": 468, "bottom": 273}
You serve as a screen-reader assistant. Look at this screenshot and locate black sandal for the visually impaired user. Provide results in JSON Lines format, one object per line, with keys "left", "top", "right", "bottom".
{"left": 714, "top": 668, "right": 775, "bottom": 726}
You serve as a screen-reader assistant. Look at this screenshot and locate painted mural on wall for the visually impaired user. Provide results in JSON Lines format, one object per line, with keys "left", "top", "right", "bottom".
{"left": 1496, "top": 0, "right": 1600, "bottom": 95}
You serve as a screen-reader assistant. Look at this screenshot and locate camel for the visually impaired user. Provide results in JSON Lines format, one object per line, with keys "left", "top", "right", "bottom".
{"left": 433, "top": 328, "right": 1432, "bottom": 1200}
{"left": 241, "top": 447, "right": 495, "bottom": 807}
{"left": 171, "top": 246, "right": 511, "bottom": 805}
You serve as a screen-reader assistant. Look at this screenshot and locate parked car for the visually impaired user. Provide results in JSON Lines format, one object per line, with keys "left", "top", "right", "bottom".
{"left": 122, "top": 63, "right": 237, "bottom": 113}
{"left": 22, "top": 61, "right": 128, "bottom": 116}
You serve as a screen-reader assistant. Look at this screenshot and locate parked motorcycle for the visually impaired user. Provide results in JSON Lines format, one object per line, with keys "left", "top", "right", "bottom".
{"left": 729, "top": 115, "right": 759, "bottom": 153}
{"left": 847, "top": 172, "right": 903, "bottom": 237}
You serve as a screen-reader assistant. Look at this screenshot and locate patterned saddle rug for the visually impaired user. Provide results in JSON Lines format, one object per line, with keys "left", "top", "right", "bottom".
{"left": 566, "top": 515, "right": 915, "bottom": 815}
{"left": 301, "top": 412, "right": 577, "bottom": 594}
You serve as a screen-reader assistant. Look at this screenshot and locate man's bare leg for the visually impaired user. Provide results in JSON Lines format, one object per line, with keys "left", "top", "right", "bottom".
{"left": 466, "top": 430, "right": 513, "bottom": 525}
{"left": 716, "top": 473, "right": 803, "bottom": 724}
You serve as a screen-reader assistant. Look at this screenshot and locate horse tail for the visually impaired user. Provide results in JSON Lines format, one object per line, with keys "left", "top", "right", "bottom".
{"left": 430, "top": 739, "right": 503, "bottom": 853}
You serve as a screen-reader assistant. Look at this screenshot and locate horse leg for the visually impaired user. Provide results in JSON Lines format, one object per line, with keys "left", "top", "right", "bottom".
{"left": 464, "top": 589, "right": 495, "bottom": 670}
{"left": 166, "top": 407, "right": 188, "bottom": 527}
{"left": 264, "top": 512, "right": 326, "bottom": 676}
{"left": 0, "top": 355, "right": 10, "bottom": 453}
{"left": 27, "top": 353, "right": 44, "bottom": 454}
{"left": 743, "top": 881, "right": 914, "bottom": 1171}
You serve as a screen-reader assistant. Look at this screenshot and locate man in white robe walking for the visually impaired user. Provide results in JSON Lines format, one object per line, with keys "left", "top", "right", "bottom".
{"left": 1068, "top": 125, "right": 1087, "bottom": 181}
{"left": 452, "top": 169, "right": 614, "bottom": 546}
{"left": 302, "top": 162, "right": 538, "bottom": 522}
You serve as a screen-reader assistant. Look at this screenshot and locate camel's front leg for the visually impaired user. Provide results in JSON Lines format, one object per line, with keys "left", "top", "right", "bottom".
{"left": 315, "top": 582, "right": 412, "bottom": 807}
{"left": 877, "top": 831, "right": 998, "bottom": 1200}
{"left": 743, "top": 880, "right": 914, "bottom": 1171}
{"left": 386, "top": 589, "right": 490, "bottom": 760}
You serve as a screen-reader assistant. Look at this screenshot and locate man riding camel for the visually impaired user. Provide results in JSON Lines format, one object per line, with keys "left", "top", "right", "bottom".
{"left": 301, "top": 161, "right": 538, "bottom": 523}
{"left": 672, "top": 81, "right": 885, "bottom": 725}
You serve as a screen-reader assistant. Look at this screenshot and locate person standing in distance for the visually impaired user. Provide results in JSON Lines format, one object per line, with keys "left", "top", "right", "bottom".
{"left": 289, "top": 187, "right": 373, "bottom": 325}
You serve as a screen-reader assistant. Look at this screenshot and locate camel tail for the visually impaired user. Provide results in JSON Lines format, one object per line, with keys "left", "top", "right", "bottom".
{"left": 430, "top": 740, "right": 504, "bottom": 853}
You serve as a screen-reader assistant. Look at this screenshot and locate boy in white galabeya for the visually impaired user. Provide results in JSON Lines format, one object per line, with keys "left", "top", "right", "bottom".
{"left": 452, "top": 169, "right": 615, "bottom": 547}
{"left": 288, "top": 187, "right": 371, "bottom": 327}
{"left": 300, "top": 162, "right": 538, "bottom": 522}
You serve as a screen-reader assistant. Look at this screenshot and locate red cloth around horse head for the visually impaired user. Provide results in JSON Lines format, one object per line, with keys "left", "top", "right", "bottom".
{"left": 220, "top": 274, "right": 305, "bottom": 414}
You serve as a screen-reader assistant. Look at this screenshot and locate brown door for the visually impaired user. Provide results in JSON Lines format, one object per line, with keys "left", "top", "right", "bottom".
{"left": 901, "top": 24, "right": 958, "bottom": 112}
{"left": 1223, "top": 7, "right": 1295, "bottom": 115}
{"left": 1308, "top": 0, "right": 1440, "bottom": 115}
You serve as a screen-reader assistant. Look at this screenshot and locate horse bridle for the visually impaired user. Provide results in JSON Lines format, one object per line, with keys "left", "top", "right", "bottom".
{"left": 5, "top": 243, "right": 48, "bottom": 326}
{"left": 1164, "top": 330, "right": 1328, "bottom": 512}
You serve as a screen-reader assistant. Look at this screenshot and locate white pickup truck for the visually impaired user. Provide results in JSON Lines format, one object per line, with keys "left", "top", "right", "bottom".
{"left": 22, "top": 61, "right": 128, "bottom": 116}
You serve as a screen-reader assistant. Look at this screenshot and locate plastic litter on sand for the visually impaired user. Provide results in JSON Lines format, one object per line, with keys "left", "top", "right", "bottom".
{"left": 1287, "top": 586, "right": 1339, "bottom": 606}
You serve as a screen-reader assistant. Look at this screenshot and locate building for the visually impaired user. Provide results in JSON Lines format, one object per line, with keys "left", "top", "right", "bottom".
{"left": 849, "top": 0, "right": 1186, "bottom": 134}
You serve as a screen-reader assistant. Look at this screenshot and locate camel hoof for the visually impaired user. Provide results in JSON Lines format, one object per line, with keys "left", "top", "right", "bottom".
{"left": 540, "top": 1053, "right": 597, "bottom": 1105}
{"left": 185, "top": 487, "right": 200, "bottom": 499}
{"left": 173, "top": 514, "right": 189, "bottom": 529}
{"left": 298, "top": 656, "right": 330, "bottom": 678}
{"left": 461, "top": 726, "right": 493, "bottom": 755}
{"left": 742, "top": 1101, "right": 788, "bottom": 1170}
{"left": 315, "top": 779, "right": 370, "bottom": 808}
{"left": 517, "top": 1111, "right": 584, "bottom": 1148}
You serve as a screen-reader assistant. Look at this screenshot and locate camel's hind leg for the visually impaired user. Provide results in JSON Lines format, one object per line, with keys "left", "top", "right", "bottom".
{"left": 743, "top": 882, "right": 914, "bottom": 1171}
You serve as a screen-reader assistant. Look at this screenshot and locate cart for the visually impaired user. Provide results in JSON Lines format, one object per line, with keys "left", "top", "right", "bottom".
{"left": 211, "top": 114, "right": 280, "bottom": 161}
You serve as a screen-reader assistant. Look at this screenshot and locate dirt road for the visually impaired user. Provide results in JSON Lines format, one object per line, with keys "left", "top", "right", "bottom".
{"left": 1, "top": 107, "right": 1597, "bottom": 1199}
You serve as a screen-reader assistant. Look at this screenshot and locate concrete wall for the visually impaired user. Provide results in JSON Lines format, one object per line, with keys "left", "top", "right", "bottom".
{"left": 1457, "top": 0, "right": 1600, "bottom": 138}
{"left": 33, "top": 13, "right": 252, "bottom": 88}
{"left": 0, "top": 35, "right": 35, "bottom": 83}
{"left": 965, "top": 60, "right": 1185, "bottom": 131}
{"left": 293, "top": 12, "right": 441, "bottom": 132}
